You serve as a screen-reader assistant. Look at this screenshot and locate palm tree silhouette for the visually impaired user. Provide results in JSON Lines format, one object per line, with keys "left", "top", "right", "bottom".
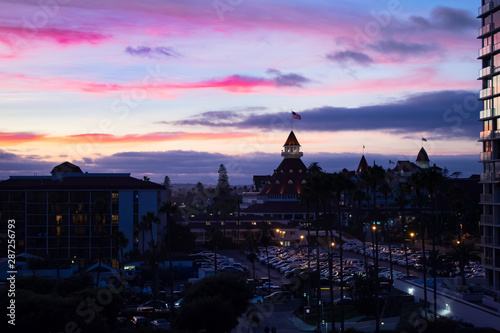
{"left": 448, "top": 241, "right": 481, "bottom": 287}
{"left": 110, "top": 230, "right": 129, "bottom": 276}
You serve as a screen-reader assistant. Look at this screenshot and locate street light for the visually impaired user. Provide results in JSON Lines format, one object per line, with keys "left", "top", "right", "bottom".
{"left": 410, "top": 232, "right": 415, "bottom": 248}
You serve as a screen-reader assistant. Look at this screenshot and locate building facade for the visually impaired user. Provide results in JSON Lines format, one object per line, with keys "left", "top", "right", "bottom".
{"left": 0, "top": 162, "right": 167, "bottom": 267}
{"left": 242, "top": 131, "right": 310, "bottom": 220}
{"left": 479, "top": 0, "right": 500, "bottom": 291}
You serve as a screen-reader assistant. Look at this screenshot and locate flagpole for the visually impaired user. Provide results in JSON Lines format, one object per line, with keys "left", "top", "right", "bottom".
{"left": 291, "top": 110, "right": 293, "bottom": 131}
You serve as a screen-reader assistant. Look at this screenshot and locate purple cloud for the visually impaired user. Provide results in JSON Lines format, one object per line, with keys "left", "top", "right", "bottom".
{"left": 167, "top": 90, "right": 480, "bottom": 140}
{"left": 266, "top": 69, "right": 310, "bottom": 87}
{"left": 125, "top": 46, "right": 181, "bottom": 58}
{"left": 410, "top": 6, "right": 476, "bottom": 32}
{"left": 367, "top": 40, "right": 433, "bottom": 56}
{"left": 325, "top": 50, "right": 373, "bottom": 65}
{"left": 0, "top": 149, "right": 480, "bottom": 185}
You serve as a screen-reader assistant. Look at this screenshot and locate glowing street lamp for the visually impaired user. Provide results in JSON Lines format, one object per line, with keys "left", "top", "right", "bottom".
{"left": 410, "top": 232, "right": 415, "bottom": 248}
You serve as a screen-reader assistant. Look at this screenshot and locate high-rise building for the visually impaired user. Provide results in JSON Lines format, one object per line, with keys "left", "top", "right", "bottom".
{"left": 0, "top": 162, "right": 167, "bottom": 267}
{"left": 479, "top": 0, "right": 500, "bottom": 290}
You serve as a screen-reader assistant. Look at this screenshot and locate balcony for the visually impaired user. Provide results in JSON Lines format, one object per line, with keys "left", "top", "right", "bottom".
{"left": 481, "top": 173, "right": 493, "bottom": 182}
{"left": 480, "top": 108, "right": 493, "bottom": 119}
{"left": 479, "top": 45, "right": 492, "bottom": 57}
{"left": 482, "top": 235, "right": 493, "bottom": 245}
{"left": 481, "top": 193, "right": 493, "bottom": 202}
{"left": 481, "top": 151, "right": 493, "bottom": 161}
{"left": 481, "top": 214, "right": 494, "bottom": 225}
{"left": 479, "top": 1, "right": 494, "bottom": 17}
{"left": 480, "top": 66, "right": 492, "bottom": 78}
{"left": 480, "top": 87, "right": 493, "bottom": 99}
{"left": 480, "top": 130, "right": 494, "bottom": 140}
{"left": 479, "top": 24, "right": 494, "bottom": 37}
{"left": 480, "top": 42, "right": 500, "bottom": 57}
{"left": 484, "top": 257, "right": 494, "bottom": 266}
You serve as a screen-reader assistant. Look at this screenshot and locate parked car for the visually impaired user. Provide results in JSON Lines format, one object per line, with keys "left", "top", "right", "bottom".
{"left": 150, "top": 318, "right": 170, "bottom": 330}
{"left": 174, "top": 298, "right": 183, "bottom": 309}
{"left": 130, "top": 316, "right": 148, "bottom": 328}
{"left": 333, "top": 296, "right": 354, "bottom": 305}
{"left": 139, "top": 299, "right": 169, "bottom": 311}
{"left": 263, "top": 291, "right": 293, "bottom": 303}
{"left": 249, "top": 295, "right": 264, "bottom": 304}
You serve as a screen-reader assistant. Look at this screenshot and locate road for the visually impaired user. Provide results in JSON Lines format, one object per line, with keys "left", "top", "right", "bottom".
{"left": 232, "top": 300, "right": 311, "bottom": 333}
{"left": 222, "top": 248, "right": 417, "bottom": 333}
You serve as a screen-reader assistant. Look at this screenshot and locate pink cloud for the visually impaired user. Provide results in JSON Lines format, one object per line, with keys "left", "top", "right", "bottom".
{"left": 0, "top": 132, "right": 46, "bottom": 144}
{"left": 0, "top": 25, "right": 108, "bottom": 50}
{"left": 329, "top": 68, "right": 478, "bottom": 95}
{"left": 0, "top": 131, "right": 255, "bottom": 146}
{"left": 0, "top": 72, "right": 295, "bottom": 94}
{"left": 67, "top": 132, "right": 255, "bottom": 144}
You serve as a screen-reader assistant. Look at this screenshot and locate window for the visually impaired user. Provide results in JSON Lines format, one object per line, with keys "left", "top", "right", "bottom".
{"left": 485, "top": 120, "right": 493, "bottom": 131}
{"left": 485, "top": 141, "right": 493, "bottom": 152}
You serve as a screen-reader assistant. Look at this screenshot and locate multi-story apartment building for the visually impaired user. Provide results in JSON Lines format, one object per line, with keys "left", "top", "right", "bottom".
{"left": 479, "top": 0, "right": 500, "bottom": 290}
{"left": 0, "top": 162, "right": 167, "bottom": 267}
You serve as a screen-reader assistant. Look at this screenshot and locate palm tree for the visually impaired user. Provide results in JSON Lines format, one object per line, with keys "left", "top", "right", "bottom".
{"left": 206, "top": 225, "right": 224, "bottom": 275}
{"left": 26, "top": 257, "right": 43, "bottom": 276}
{"left": 160, "top": 201, "right": 178, "bottom": 311}
{"left": 448, "top": 241, "right": 481, "bottom": 287}
{"left": 243, "top": 231, "right": 259, "bottom": 280}
{"left": 409, "top": 170, "right": 429, "bottom": 319}
{"left": 360, "top": 164, "right": 385, "bottom": 332}
{"left": 304, "top": 171, "right": 330, "bottom": 333}
{"left": 308, "top": 162, "right": 323, "bottom": 176}
{"left": 379, "top": 181, "right": 394, "bottom": 281}
{"left": 330, "top": 172, "right": 355, "bottom": 332}
{"left": 422, "top": 168, "right": 444, "bottom": 317}
{"left": 395, "top": 181, "right": 411, "bottom": 276}
{"left": 141, "top": 211, "right": 161, "bottom": 300}
{"left": 258, "top": 222, "right": 274, "bottom": 291}
{"left": 110, "top": 230, "right": 129, "bottom": 276}
{"left": 138, "top": 220, "right": 148, "bottom": 253}
{"left": 92, "top": 194, "right": 110, "bottom": 288}
{"left": 422, "top": 250, "right": 454, "bottom": 280}
{"left": 299, "top": 182, "right": 314, "bottom": 269}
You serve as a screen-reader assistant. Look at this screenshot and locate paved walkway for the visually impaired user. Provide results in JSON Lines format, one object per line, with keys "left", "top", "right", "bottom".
{"left": 232, "top": 300, "right": 400, "bottom": 333}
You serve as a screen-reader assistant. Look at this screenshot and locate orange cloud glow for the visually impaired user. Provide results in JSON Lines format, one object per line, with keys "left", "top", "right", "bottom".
{"left": 0, "top": 131, "right": 256, "bottom": 146}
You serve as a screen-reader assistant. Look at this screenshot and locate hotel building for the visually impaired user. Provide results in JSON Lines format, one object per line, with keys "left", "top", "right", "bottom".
{"left": 0, "top": 162, "right": 167, "bottom": 267}
{"left": 479, "top": 0, "right": 500, "bottom": 291}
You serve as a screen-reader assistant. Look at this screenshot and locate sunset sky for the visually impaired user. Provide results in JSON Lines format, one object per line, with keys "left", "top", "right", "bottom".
{"left": 0, "top": 0, "right": 482, "bottom": 184}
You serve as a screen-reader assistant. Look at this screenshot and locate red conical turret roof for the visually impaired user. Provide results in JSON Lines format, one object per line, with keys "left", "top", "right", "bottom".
{"left": 284, "top": 131, "right": 300, "bottom": 146}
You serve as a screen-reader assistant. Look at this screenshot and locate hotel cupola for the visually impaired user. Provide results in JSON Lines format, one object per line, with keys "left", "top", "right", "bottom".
{"left": 259, "top": 131, "right": 308, "bottom": 200}
{"left": 281, "top": 131, "right": 303, "bottom": 159}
